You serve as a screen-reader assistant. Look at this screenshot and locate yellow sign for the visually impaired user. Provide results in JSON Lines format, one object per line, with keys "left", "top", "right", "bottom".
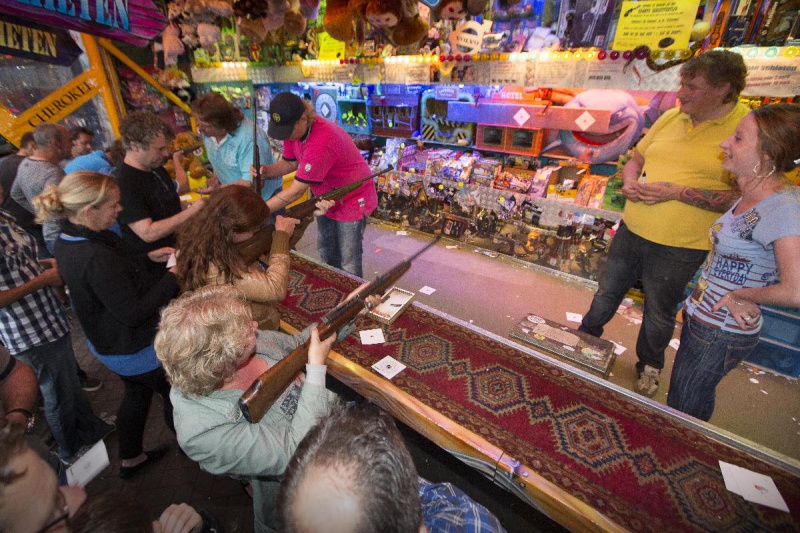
{"left": 612, "top": 0, "right": 700, "bottom": 51}
{"left": 0, "top": 70, "right": 100, "bottom": 146}
{"left": 317, "top": 31, "right": 346, "bottom": 60}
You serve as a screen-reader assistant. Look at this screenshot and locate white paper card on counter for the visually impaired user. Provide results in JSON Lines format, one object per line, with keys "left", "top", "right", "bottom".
{"left": 372, "top": 356, "right": 406, "bottom": 379}
{"left": 565, "top": 312, "right": 582, "bottom": 323}
{"left": 67, "top": 440, "right": 110, "bottom": 487}
{"left": 359, "top": 328, "right": 385, "bottom": 345}
{"left": 419, "top": 286, "right": 436, "bottom": 295}
{"left": 719, "top": 461, "right": 789, "bottom": 512}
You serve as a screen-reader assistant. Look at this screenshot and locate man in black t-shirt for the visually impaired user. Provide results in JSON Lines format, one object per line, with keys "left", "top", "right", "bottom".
{"left": 116, "top": 112, "right": 203, "bottom": 255}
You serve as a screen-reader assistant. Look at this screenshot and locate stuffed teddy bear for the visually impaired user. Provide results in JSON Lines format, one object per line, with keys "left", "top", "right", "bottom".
{"left": 434, "top": 0, "right": 467, "bottom": 22}
{"left": 323, "top": 0, "right": 357, "bottom": 42}
{"left": 344, "top": 0, "right": 429, "bottom": 47}
{"left": 164, "top": 132, "right": 212, "bottom": 190}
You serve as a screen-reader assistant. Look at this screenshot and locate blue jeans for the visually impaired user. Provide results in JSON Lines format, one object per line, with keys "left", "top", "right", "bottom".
{"left": 668, "top": 313, "right": 759, "bottom": 421}
{"left": 316, "top": 215, "right": 368, "bottom": 278}
{"left": 579, "top": 221, "right": 707, "bottom": 372}
{"left": 14, "top": 334, "right": 106, "bottom": 458}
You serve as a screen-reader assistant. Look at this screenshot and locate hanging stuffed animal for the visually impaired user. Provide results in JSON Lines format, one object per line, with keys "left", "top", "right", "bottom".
{"left": 323, "top": 0, "right": 357, "bottom": 42}
{"left": 434, "top": 0, "right": 467, "bottom": 22}
{"left": 161, "top": 23, "right": 186, "bottom": 65}
{"left": 348, "top": 0, "right": 429, "bottom": 46}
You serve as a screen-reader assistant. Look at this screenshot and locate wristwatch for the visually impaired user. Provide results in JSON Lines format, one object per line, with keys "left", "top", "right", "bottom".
{"left": 6, "top": 408, "right": 35, "bottom": 433}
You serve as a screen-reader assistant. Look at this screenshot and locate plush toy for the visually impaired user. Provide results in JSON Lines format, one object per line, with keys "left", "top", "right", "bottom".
{"left": 323, "top": 0, "right": 357, "bottom": 42}
{"left": 197, "top": 22, "right": 221, "bottom": 52}
{"left": 237, "top": 16, "right": 269, "bottom": 42}
{"left": 347, "top": 0, "right": 429, "bottom": 46}
{"left": 161, "top": 23, "right": 185, "bottom": 65}
{"left": 283, "top": 0, "right": 307, "bottom": 36}
{"left": 434, "top": 0, "right": 466, "bottom": 22}
{"left": 164, "top": 132, "right": 211, "bottom": 191}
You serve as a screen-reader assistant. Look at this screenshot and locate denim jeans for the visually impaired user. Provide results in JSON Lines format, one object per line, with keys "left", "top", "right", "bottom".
{"left": 579, "top": 221, "right": 707, "bottom": 372}
{"left": 14, "top": 334, "right": 106, "bottom": 458}
{"left": 118, "top": 366, "right": 175, "bottom": 459}
{"left": 667, "top": 312, "right": 759, "bottom": 421}
{"left": 316, "top": 215, "right": 368, "bottom": 278}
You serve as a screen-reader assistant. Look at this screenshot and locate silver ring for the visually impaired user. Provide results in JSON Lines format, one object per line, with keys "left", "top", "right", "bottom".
{"left": 743, "top": 315, "right": 753, "bottom": 321}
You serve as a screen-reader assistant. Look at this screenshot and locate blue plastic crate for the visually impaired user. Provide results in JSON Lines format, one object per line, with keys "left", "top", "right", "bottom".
{"left": 745, "top": 337, "right": 800, "bottom": 378}
{"left": 760, "top": 305, "right": 800, "bottom": 345}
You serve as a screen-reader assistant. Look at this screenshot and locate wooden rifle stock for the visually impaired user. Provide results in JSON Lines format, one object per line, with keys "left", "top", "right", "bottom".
{"left": 233, "top": 165, "right": 393, "bottom": 266}
{"left": 238, "top": 236, "right": 440, "bottom": 423}
{"left": 171, "top": 143, "right": 204, "bottom": 156}
{"left": 252, "top": 95, "right": 264, "bottom": 196}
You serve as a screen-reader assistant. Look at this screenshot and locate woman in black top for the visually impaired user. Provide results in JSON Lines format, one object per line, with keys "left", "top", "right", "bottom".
{"left": 35, "top": 171, "right": 178, "bottom": 479}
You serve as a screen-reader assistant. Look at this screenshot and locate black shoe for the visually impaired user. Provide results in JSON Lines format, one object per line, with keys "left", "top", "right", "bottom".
{"left": 119, "top": 445, "right": 169, "bottom": 480}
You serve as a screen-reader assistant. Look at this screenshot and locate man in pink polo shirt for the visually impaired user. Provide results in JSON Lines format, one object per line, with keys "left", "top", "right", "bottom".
{"left": 255, "top": 92, "right": 377, "bottom": 277}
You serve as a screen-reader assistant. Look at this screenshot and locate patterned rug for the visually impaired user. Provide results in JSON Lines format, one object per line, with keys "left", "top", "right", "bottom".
{"left": 280, "top": 253, "right": 800, "bottom": 532}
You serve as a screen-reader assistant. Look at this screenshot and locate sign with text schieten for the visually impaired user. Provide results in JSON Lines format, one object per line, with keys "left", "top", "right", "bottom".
{"left": 0, "top": 13, "right": 82, "bottom": 66}
{"left": 0, "top": 0, "right": 167, "bottom": 47}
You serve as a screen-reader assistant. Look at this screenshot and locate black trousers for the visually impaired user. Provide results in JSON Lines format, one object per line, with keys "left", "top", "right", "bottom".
{"left": 117, "top": 366, "right": 175, "bottom": 459}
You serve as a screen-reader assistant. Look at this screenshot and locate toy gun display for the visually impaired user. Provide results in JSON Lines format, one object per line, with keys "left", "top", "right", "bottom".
{"left": 252, "top": 95, "right": 263, "bottom": 196}
{"left": 234, "top": 165, "right": 393, "bottom": 266}
{"left": 238, "top": 236, "right": 439, "bottom": 423}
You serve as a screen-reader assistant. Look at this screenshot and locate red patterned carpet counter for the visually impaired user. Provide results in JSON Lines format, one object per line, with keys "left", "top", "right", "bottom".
{"left": 279, "top": 253, "right": 800, "bottom": 532}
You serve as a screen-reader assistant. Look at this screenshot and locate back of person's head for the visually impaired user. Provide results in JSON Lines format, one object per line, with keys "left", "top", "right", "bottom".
{"left": 119, "top": 111, "right": 174, "bottom": 151}
{"left": 106, "top": 138, "right": 126, "bottom": 168}
{"left": 155, "top": 285, "right": 254, "bottom": 396}
{"left": 277, "top": 401, "right": 423, "bottom": 533}
{"left": 175, "top": 186, "right": 270, "bottom": 291}
{"left": 191, "top": 91, "right": 244, "bottom": 134}
{"left": 750, "top": 104, "right": 800, "bottom": 173}
{"left": 33, "top": 170, "right": 117, "bottom": 224}
{"left": 19, "top": 131, "right": 35, "bottom": 152}
{"left": 70, "top": 491, "right": 153, "bottom": 533}
{"left": 32, "top": 122, "right": 67, "bottom": 148}
{"left": 680, "top": 50, "right": 747, "bottom": 103}
{"left": 70, "top": 126, "right": 94, "bottom": 142}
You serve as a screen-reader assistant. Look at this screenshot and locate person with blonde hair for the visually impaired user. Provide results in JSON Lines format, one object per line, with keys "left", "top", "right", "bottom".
{"left": 667, "top": 104, "right": 800, "bottom": 421}
{"left": 35, "top": 171, "right": 179, "bottom": 479}
{"left": 175, "top": 186, "right": 299, "bottom": 331}
{"left": 155, "top": 285, "right": 339, "bottom": 533}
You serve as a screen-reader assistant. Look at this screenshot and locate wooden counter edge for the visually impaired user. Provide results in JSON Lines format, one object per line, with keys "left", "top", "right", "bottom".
{"left": 280, "top": 320, "right": 626, "bottom": 533}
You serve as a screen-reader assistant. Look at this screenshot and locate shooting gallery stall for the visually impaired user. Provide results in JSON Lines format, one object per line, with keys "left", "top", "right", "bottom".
{"left": 0, "top": 0, "right": 195, "bottom": 151}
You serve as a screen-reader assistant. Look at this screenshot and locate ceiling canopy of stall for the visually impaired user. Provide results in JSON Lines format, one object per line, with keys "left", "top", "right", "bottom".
{"left": 0, "top": 0, "right": 167, "bottom": 46}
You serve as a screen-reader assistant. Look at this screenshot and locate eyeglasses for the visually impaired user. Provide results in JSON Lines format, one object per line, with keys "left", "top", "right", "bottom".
{"left": 36, "top": 504, "right": 69, "bottom": 533}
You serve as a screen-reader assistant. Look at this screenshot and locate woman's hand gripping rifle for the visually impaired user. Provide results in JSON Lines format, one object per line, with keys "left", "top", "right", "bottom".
{"left": 234, "top": 166, "right": 393, "bottom": 266}
{"left": 238, "top": 236, "right": 440, "bottom": 423}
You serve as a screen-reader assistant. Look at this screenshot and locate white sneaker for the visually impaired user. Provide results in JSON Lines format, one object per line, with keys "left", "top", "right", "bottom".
{"left": 635, "top": 365, "right": 660, "bottom": 398}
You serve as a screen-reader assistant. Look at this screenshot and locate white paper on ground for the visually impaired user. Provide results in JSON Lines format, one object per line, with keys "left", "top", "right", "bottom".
{"left": 668, "top": 338, "right": 681, "bottom": 350}
{"left": 396, "top": 230, "right": 408, "bottom": 235}
{"left": 719, "top": 461, "right": 789, "bottom": 512}
{"left": 419, "top": 286, "right": 436, "bottom": 295}
{"left": 565, "top": 312, "right": 582, "bottom": 323}
{"left": 359, "top": 329, "right": 385, "bottom": 345}
{"left": 372, "top": 356, "right": 406, "bottom": 379}
{"left": 612, "top": 342, "right": 627, "bottom": 355}
{"left": 66, "top": 440, "right": 110, "bottom": 487}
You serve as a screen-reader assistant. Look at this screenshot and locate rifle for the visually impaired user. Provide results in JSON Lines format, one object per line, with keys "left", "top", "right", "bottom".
{"left": 234, "top": 165, "right": 393, "bottom": 266}
{"left": 171, "top": 143, "right": 204, "bottom": 156}
{"left": 252, "top": 95, "right": 264, "bottom": 196}
{"left": 238, "top": 236, "right": 440, "bottom": 423}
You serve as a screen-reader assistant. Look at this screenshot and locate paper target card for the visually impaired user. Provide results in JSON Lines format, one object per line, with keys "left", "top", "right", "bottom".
{"left": 371, "top": 356, "right": 406, "bottom": 380}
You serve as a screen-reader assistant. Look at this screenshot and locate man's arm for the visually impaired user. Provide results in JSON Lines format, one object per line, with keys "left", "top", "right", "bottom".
{"left": 620, "top": 151, "right": 645, "bottom": 202}
{"left": 636, "top": 181, "right": 740, "bottom": 213}
{"left": 0, "top": 268, "right": 63, "bottom": 308}
{"left": 171, "top": 153, "right": 190, "bottom": 195}
{"left": 0, "top": 351, "right": 38, "bottom": 427}
{"left": 127, "top": 200, "right": 204, "bottom": 244}
{"left": 258, "top": 159, "right": 298, "bottom": 180}
{"left": 266, "top": 179, "right": 308, "bottom": 213}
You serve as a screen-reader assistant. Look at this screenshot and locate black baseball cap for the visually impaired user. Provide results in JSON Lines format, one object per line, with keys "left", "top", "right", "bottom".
{"left": 268, "top": 92, "right": 306, "bottom": 140}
